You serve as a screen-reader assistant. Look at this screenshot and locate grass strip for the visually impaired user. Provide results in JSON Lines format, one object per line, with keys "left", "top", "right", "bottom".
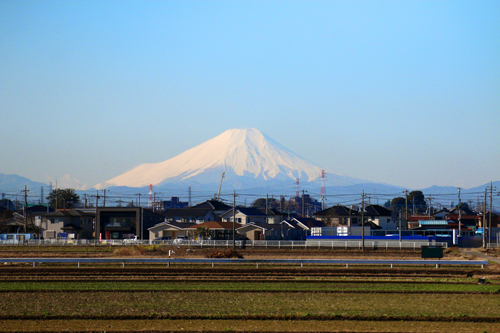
{"left": 2, "top": 319, "right": 500, "bottom": 333}
{"left": 2, "top": 289, "right": 499, "bottom": 295}
{"left": 1, "top": 280, "right": 498, "bottom": 293}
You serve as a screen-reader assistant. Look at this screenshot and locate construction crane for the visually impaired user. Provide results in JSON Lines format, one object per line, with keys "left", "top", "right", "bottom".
{"left": 216, "top": 172, "right": 225, "bottom": 201}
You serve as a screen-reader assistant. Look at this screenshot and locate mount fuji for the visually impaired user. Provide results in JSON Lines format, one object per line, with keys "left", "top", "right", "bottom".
{"left": 95, "top": 128, "right": 364, "bottom": 191}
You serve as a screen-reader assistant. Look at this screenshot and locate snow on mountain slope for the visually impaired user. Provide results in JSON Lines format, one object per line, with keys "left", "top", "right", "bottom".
{"left": 95, "top": 128, "right": 353, "bottom": 189}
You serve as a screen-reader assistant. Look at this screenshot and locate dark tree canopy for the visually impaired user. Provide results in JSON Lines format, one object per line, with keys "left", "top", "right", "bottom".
{"left": 408, "top": 191, "right": 426, "bottom": 212}
{"left": 252, "top": 198, "right": 280, "bottom": 209}
{"left": 1, "top": 209, "right": 14, "bottom": 221}
{"left": 390, "top": 197, "right": 406, "bottom": 210}
{"left": 46, "top": 189, "right": 80, "bottom": 210}
{"left": 252, "top": 198, "right": 267, "bottom": 208}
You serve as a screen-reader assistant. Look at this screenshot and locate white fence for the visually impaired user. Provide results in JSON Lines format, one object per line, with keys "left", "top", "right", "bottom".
{"left": 1, "top": 257, "right": 488, "bottom": 269}
{"left": 0, "top": 238, "right": 447, "bottom": 249}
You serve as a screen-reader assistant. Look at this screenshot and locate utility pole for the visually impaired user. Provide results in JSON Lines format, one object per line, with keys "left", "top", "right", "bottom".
{"left": 22, "top": 186, "right": 29, "bottom": 233}
{"left": 135, "top": 193, "right": 142, "bottom": 207}
{"left": 457, "top": 187, "right": 462, "bottom": 236}
{"left": 302, "top": 190, "right": 305, "bottom": 217}
{"left": 429, "top": 196, "right": 434, "bottom": 217}
{"left": 483, "top": 188, "right": 487, "bottom": 249}
{"left": 95, "top": 191, "right": 101, "bottom": 241}
{"left": 232, "top": 191, "right": 237, "bottom": 250}
{"left": 489, "top": 181, "right": 496, "bottom": 248}
{"left": 266, "top": 194, "right": 269, "bottom": 224}
{"left": 404, "top": 190, "right": 408, "bottom": 235}
{"left": 361, "top": 191, "right": 366, "bottom": 252}
{"left": 95, "top": 191, "right": 100, "bottom": 208}
{"left": 103, "top": 189, "right": 107, "bottom": 207}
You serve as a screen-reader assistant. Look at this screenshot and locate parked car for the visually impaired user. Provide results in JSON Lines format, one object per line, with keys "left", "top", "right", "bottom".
{"left": 152, "top": 236, "right": 171, "bottom": 244}
{"left": 123, "top": 236, "right": 138, "bottom": 244}
{"left": 173, "top": 236, "right": 188, "bottom": 244}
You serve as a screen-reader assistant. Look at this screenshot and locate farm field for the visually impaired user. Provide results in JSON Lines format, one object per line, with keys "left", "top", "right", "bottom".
{"left": 0, "top": 246, "right": 499, "bottom": 332}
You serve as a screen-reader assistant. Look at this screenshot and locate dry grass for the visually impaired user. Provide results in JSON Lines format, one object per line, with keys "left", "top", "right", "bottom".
{"left": 206, "top": 249, "right": 244, "bottom": 258}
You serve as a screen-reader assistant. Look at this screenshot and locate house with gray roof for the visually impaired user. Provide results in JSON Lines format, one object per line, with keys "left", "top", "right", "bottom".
{"left": 220, "top": 207, "right": 268, "bottom": 225}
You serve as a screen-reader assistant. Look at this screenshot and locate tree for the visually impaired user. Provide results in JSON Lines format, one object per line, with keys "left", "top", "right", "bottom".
{"left": 46, "top": 189, "right": 80, "bottom": 210}
{"left": 252, "top": 198, "right": 280, "bottom": 209}
{"left": 1, "top": 209, "right": 14, "bottom": 221}
{"left": 390, "top": 197, "right": 406, "bottom": 211}
{"left": 456, "top": 202, "right": 470, "bottom": 211}
{"left": 408, "top": 191, "right": 426, "bottom": 213}
{"left": 194, "top": 226, "right": 211, "bottom": 240}
{"left": 252, "top": 198, "right": 267, "bottom": 208}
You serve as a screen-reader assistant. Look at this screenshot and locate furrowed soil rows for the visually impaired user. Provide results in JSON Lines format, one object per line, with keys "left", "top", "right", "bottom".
{"left": 0, "top": 267, "right": 494, "bottom": 280}
{"left": 1, "top": 246, "right": 498, "bottom": 332}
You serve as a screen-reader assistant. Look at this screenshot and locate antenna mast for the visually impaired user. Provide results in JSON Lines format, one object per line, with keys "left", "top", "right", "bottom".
{"left": 148, "top": 184, "right": 153, "bottom": 208}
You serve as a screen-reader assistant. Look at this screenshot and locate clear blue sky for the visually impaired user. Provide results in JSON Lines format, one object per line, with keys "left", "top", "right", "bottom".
{"left": 1, "top": 0, "right": 499, "bottom": 190}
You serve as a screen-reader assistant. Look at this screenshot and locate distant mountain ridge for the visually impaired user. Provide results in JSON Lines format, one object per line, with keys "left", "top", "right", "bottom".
{"left": 0, "top": 173, "right": 48, "bottom": 191}
{"left": 0, "top": 173, "right": 497, "bottom": 208}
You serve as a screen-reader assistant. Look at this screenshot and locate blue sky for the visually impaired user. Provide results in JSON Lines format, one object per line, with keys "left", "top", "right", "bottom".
{"left": 1, "top": 0, "right": 499, "bottom": 190}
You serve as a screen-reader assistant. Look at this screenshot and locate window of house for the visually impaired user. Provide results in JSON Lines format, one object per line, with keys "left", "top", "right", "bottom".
{"left": 105, "top": 217, "right": 131, "bottom": 227}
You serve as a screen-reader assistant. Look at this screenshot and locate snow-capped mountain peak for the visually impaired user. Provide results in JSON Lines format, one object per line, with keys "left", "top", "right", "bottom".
{"left": 95, "top": 128, "right": 334, "bottom": 189}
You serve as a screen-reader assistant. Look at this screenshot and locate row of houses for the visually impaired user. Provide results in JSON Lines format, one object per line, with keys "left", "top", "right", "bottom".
{"left": 1, "top": 199, "right": 498, "bottom": 241}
